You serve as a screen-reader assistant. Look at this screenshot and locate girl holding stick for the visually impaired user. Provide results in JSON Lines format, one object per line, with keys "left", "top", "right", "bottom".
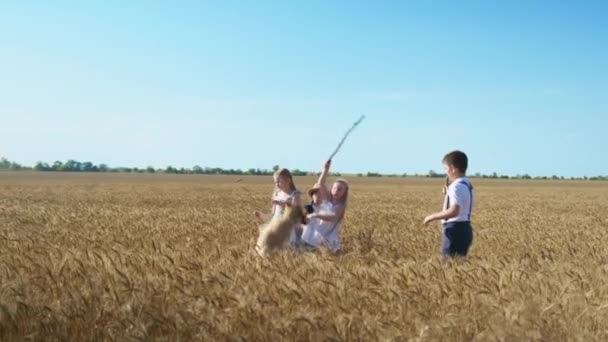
{"left": 301, "top": 160, "right": 349, "bottom": 253}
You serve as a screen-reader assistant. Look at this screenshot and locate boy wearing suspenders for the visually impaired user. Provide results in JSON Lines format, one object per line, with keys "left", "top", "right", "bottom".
{"left": 424, "top": 151, "right": 474, "bottom": 257}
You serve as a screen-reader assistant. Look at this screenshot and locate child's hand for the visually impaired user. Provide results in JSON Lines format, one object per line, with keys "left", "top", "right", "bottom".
{"left": 272, "top": 199, "right": 286, "bottom": 207}
{"left": 423, "top": 215, "right": 435, "bottom": 226}
{"left": 324, "top": 160, "right": 331, "bottom": 171}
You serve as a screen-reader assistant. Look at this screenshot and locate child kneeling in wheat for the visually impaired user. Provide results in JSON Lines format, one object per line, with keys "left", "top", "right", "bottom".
{"left": 301, "top": 160, "right": 349, "bottom": 254}
{"left": 254, "top": 168, "right": 304, "bottom": 255}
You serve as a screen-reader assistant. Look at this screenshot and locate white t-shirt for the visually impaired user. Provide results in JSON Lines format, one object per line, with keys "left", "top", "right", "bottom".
{"left": 442, "top": 177, "right": 473, "bottom": 223}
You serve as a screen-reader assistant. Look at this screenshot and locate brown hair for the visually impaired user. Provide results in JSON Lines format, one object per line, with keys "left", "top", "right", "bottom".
{"left": 442, "top": 150, "right": 468, "bottom": 173}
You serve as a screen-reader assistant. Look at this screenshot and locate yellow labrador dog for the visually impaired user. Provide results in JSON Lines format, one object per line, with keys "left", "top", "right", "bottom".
{"left": 256, "top": 205, "right": 306, "bottom": 257}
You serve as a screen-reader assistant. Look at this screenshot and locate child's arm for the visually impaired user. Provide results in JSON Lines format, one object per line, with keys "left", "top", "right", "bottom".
{"left": 272, "top": 199, "right": 285, "bottom": 207}
{"left": 307, "top": 204, "right": 345, "bottom": 223}
{"left": 424, "top": 205, "right": 460, "bottom": 226}
{"left": 316, "top": 160, "right": 331, "bottom": 201}
{"left": 272, "top": 192, "right": 303, "bottom": 208}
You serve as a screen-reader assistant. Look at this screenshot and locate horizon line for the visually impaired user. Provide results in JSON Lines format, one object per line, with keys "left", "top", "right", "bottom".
{"left": 1, "top": 157, "right": 606, "bottom": 180}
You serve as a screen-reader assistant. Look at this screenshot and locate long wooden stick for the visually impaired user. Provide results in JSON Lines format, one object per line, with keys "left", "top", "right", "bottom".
{"left": 328, "top": 115, "right": 366, "bottom": 161}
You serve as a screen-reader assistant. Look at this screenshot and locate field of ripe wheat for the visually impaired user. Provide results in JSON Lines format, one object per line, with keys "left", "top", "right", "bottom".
{"left": 1, "top": 172, "right": 608, "bottom": 341}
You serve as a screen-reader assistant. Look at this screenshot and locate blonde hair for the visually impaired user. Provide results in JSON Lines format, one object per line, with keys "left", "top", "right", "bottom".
{"left": 273, "top": 168, "right": 296, "bottom": 195}
{"left": 332, "top": 178, "right": 349, "bottom": 221}
{"left": 271, "top": 170, "right": 280, "bottom": 198}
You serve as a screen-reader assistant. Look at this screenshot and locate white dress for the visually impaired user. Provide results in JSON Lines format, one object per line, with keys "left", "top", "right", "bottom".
{"left": 301, "top": 201, "right": 342, "bottom": 253}
{"left": 272, "top": 189, "right": 301, "bottom": 218}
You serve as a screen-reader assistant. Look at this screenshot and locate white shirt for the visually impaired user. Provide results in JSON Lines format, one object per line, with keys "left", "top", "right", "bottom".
{"left": 442, "top": 177, "right": 473, "bottom": 223}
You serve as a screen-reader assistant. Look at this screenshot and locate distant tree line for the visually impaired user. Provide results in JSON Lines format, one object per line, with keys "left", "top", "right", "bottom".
{"left": 29, "top": 159, "right": 282, "bottom": 175}
{"left": 0, "top": 158, "right": 25, "bottom": 170}
{"left": 1, "top": 157, "right": 606, "bottom": 180}
{"left": 356, "top": 169, "right": 608, "bottom": 181}
{"left": 0, "top": 158, "right": 320, "bottom": 177}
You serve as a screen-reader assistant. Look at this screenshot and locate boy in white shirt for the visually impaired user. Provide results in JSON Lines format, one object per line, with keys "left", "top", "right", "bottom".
{"left": 424, "top": 151, "right": 474, "bottom": 257}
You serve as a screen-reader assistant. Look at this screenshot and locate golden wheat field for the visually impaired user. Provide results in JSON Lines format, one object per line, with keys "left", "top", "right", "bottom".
{"left": 1, "top": 171, "right": 608, "bottom": 341}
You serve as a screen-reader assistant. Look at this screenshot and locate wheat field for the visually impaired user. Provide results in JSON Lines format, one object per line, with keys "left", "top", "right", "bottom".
{"left": 1, "top": 172, "right": 607, "bottom": 341}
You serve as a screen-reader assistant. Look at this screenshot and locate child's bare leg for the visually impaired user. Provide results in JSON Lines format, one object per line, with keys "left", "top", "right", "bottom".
{"left": 254, "top": 211, "right": 270, "bottom": 224}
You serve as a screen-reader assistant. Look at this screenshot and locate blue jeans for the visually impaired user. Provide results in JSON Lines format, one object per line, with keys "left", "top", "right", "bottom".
{"left": 441, "top": 221, "right": 473, "bottom": 257}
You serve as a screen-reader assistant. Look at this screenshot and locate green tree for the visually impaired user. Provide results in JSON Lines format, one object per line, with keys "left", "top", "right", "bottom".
{"left": 81, "top": 161, "right": 96, "bottom": 172}
{"left": 34, "top": 162, "right": 50, "bottom": 171}
{"left": 61, "top": 160, "right": 78, "bottom": 171}
{"left": 9, "top": 162, "right": 23, "bottom": 170}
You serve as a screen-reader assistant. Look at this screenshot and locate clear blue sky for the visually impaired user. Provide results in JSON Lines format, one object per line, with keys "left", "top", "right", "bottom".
{"left": 1, "top": 1, "right": 606, "bottom": 177}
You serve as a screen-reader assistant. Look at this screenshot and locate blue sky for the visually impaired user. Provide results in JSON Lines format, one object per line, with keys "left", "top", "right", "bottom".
{"left": 1, "top": 1, "right": 606, "bottom": 177}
